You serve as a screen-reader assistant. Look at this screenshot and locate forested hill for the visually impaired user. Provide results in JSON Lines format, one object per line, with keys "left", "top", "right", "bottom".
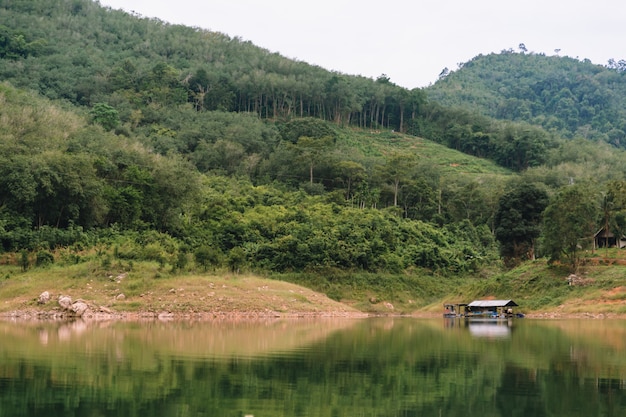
{"left": 0, "top": 0, "right": 424, "bottom": 128}
{"left": 426, "top": 51, "right": 626, "bottom": 146}
{"left": 0, "top": 0, "right": 559, "bottom": 174}
{"left": 4, "top": 0, "right": 626, "bottom": 279}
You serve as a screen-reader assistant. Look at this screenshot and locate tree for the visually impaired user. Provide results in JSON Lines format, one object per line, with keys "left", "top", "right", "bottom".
{"left": 494, "top": 183, "right": 549, "bottom": 266}
{"left": 398, "top": 178, "right": 436, "bottom": 220}
{"left": 375, "top": 153, "right": 416, "bottom": 207}
{"left": 277, "top": 118, "right": 337, "bottom": 144}
{"left": 542, "top": 184, "right": 598, "bottom": 272}
{"left": 194, "top": 245, "right": 220, "bottom": 271}
{"left": 90, "top": 103, "right": 120, "bottom": 131}
{"left": 291, "top": 135, "right": 334, "bottom": 184}
{"left": 335, "top": 160, "right": 367, "bottom": 201}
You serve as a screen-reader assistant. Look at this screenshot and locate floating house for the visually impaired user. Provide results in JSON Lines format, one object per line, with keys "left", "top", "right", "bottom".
{"left": 467, "top": 299, "right": 519, "bottom": 318}
{"left": 444, "top": 299, "right": 522, "bottom": 318}
{"left": 443, "top": 303, "right": 468, "bottom": 317}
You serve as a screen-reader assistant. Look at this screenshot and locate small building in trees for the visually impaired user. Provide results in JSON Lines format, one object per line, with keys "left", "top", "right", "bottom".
{"left": 594, "top": 227, "right": 626, "bottom": 249}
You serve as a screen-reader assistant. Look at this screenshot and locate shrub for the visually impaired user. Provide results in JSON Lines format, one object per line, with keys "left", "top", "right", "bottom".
{"left": 35, "top": 250, "right": 54, "bottom": 267}
{"left": 194, "top": 246, "right": 220, "bottom": 271}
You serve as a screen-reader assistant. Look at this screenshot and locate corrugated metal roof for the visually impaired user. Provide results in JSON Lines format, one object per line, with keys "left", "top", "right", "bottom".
{"left": 468, "top": 300, "right": 518, "bottom": 307}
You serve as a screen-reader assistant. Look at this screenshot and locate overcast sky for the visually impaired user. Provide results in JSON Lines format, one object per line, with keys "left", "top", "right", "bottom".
{"left": 98, "top": 0, "right": 626, "bottom": 89}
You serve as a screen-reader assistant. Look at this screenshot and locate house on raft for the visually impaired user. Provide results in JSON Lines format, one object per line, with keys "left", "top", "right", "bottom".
{"left": 444, "top": 300, "right": 522, "bottom": 318}
{"left": 467, "top": 300, "right": 520, "bottom": 318}
{"left": 443, "top": 303, "right": 468, "bottom": 317}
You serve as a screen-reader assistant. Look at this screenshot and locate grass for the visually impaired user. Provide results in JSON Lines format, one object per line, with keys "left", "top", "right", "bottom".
{"left": 337, "top": 128, "right": 512, "bottom": 177}
{"left": 0, "top": 259, "right": 360, "bottom": 315}
{"left": 3, "top": 247, "right": 626, "bottom": 317}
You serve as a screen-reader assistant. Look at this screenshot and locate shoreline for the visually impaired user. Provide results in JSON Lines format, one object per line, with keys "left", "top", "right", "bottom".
{"left": 0, "top": 308, "right": 373, "bottom": 322}
{"left": 3, "top": 309, "right": 626, "bottom": 322}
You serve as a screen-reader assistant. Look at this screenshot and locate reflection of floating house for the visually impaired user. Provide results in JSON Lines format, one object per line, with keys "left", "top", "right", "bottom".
{"left": 467, "top": 300, "right": 519, "bottom": 318}
{"left": 468, "top": 321, "right": 512, "bottom": 338}
{"left": 444, "top": 299, "right": 522, "bottom": 318}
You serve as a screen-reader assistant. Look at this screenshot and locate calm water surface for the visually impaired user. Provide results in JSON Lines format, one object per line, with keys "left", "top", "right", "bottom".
{"left": 1, "top": 317, "right": 625, "bottom": 417}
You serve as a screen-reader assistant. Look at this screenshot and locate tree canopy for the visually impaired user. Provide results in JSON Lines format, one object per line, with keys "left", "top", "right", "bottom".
{"left": 1, "top": 1, "right": 626, "bottom": 278}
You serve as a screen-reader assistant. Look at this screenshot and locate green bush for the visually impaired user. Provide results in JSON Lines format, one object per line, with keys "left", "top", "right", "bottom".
{"left": 35, "top": 250, "right": 54, "bottom": 267}
{"left": 194, "top": 246, "right": 221, "bottom": 271}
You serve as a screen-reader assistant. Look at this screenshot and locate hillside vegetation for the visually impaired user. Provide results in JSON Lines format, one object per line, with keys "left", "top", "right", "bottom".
{"left": 2, "top": 0, "right": 626, "bottom": 315}
{"left": 427, "top": 50, "right": 626, "bottom": 145}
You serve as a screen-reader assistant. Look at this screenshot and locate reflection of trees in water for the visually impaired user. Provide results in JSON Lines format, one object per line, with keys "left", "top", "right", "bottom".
{"left": 496, "top": 365, "right": 546, "bottom": 417}
{"left": 0, "top": 319, "right": 626, "bottom": 416}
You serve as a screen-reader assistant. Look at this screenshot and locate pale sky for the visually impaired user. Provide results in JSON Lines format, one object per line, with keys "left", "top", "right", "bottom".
{"left": 98, "top": 0, "right": 626, "bottom": 89}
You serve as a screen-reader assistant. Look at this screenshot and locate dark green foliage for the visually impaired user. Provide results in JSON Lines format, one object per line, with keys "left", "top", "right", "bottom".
{"left": 90, "top": 103, "right": 120, "bottom": 131}
{"left": 35, "top": 250, "right": 54, "bottom": 267}
{"left": 428, "top": 52, "right": 626, "bottom": 147}
{"left": 541, "top": 184, "right": 598, "bottom": 271}
{"left": 407, "top": 103, "right": 556, "bottom": 171}
{"left": 197, "top": 200, "right": 492, "bottom": 273}
{"left": 227, "top": 247, "right": 245, "bottom": 273}
{"left": 2, "top": 0, "right": 626, "bottom": 281}
{"left": 194, "top": 246, "right": 220, "bottom": 271}
{"left": 19, "top": 250, "right": 29, "bottom": 271}
{"left": 0, "top": 24, "right": 45, "bottom": 59}
{"left": 173, "top": 250, "right": 189, "bottom": 272}
{"left": 495, "top": 183, "right": 549, "bottom": 266}
{"left": 277, "top": 118, "right": 337, "bottom": 143}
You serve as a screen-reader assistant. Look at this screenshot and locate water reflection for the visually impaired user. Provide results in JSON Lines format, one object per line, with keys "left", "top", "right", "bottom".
{"left": 468, "top": 320, "right": 512, "bottom": 339}
{"left": 0, "top": 317, "right": 625, "bottom": 417}
{"left": 444, "top": 317, "right": 513, "bottom": 339}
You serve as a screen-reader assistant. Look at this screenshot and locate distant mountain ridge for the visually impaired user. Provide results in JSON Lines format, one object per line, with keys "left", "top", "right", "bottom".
{"left": 426, "top": 52, "right": 626, "bottom": 147}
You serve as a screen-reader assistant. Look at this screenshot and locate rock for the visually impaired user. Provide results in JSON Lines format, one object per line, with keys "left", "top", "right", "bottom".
{"left": 566, "top": 274, "right": 594, "bottom": 286}
{"left": 71, "top": 301, "right": 90, "bottom": 317}
{"left": 38, "top": 291, "right": 51, "bottom": 304}
{"left": 116, "top": 293, "right": 126, "bottom": 301}
{"left": 158, "top": 312, "right": 174, "bottom": 321}
{"left": 58, "top": 295, "right": 72, "bottom": 310}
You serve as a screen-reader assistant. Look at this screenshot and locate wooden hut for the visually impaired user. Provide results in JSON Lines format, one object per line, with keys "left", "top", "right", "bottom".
{"left": 443, "top": 303, "right": 468, "bottom": 317}
{"left": 594, "top": 227, "right": 626, "bottom": 249}
{"left": 467, "top": 300, "right": 519, "bottom": 318}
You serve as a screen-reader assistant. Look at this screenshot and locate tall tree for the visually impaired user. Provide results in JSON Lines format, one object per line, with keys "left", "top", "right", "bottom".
{"left": 290, "top": 136, "right": 334, "bottom": 184}
{"left": 542, "top": 184, "right": 598, "bottom": 272}
{"left": 375, "top": 153, "right": 416, "bottom": 207}
{"left": 494, "top": 183, "right": 549, "bottom": 266}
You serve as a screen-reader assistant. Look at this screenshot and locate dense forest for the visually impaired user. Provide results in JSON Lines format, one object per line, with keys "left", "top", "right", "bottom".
{"left": 428, "top": 48, "right": 626, "bottom": 145}
{"left": 2, "top": 0, "right": 626, "bottom": 277}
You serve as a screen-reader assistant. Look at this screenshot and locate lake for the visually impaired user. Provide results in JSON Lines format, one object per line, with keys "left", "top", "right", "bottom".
{"left": 0, "top": 317, "right": 625, "bottom": 417}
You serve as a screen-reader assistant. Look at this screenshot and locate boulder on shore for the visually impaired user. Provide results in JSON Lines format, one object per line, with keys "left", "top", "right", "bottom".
{"left": 58, "top": 295, "right": 72, "bottom": 310}
{"left": 71, "top": 301, "right": 90, "bottom": 317}
{"left": 57, "top": 295, "right": 92, "bottom": 317}
{"left": 38, "top": 291, "right": 50, "bottom": 304}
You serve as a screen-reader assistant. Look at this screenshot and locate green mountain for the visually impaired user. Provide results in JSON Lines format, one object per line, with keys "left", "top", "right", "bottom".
{"left": 426, "top": 51, "right": 626, "bottom": 146}
{"left": 1, "top": 0, "right": 626, "bottom": 282}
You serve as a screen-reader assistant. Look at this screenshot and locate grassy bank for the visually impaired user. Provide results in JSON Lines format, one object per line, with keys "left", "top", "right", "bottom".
{"left": 0, "top": 259, "right": 359, "bottom": 316}
{"left": 1, "top": 250, "right": 626, "bottom": 317}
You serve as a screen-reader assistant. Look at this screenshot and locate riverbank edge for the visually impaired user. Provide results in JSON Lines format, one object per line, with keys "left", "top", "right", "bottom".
{"left": 3, "top": 308, "right": 626, "bottom": 322}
